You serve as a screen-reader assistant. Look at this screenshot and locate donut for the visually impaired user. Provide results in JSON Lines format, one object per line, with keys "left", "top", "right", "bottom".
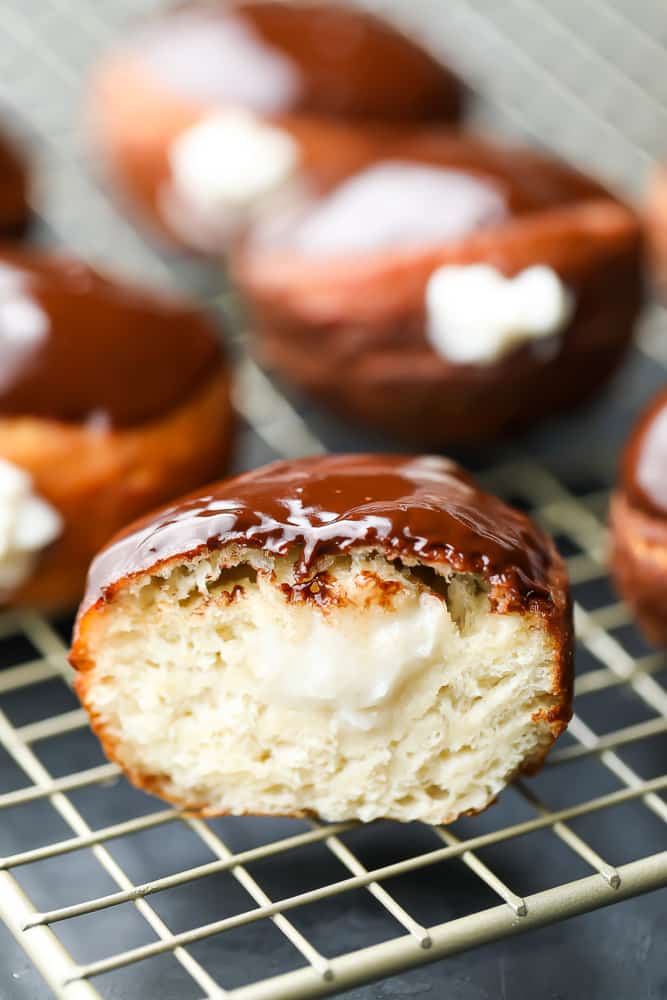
{"left": 70, "top": 454, "right": 572, "bottom": 825}
{"left": 233, "top": 130, "right": 642, "bottom": 446}
{"left": 0, "top": 247, "right": 233, "bottom": 611}
{"left": 610, "top": 386, "right": 667, "bottom": 646}
{"left": 86, "top": 1, "right": 463, "bottom": 253}
{"left": 0, "top": 125, "right": 30, "bottom": 237}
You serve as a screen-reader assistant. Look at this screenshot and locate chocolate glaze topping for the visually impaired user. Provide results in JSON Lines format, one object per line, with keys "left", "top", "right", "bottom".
{"left": 248, "top": 135, "right": 612, "bottom": 258}
{"left": 0, "top": 129, "right": 29, "bottom": 235}
{"left": 132, "top": 1, "right": 461, "bottom": 121}
{"left": 622, "top": 387, "right": 667, "bottom": 517}
{"left": 81, "top": 454, "right": 559, "bottom": 616}
{"left": 0, "top": 248, "right": 223, "bottom": 427}
{"left": 253, "top": 161, "right": 508, "bottom": 257}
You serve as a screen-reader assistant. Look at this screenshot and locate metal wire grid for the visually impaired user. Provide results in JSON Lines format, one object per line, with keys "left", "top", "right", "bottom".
{"left": 0, "top": 0, "right": 665, "bottom": 997}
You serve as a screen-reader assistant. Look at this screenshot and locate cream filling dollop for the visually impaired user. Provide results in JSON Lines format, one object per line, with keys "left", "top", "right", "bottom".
{"left": 426, "top": 264, "right": 573, "bottom": 365}
{"left": 163, "top": 109, "right": 301, "bottom": 248}
{"left": 249, "top": 591, "right": 447, "bottom": 731}
{"left": 0, "top": 459, "right": 63, "bottom": 596}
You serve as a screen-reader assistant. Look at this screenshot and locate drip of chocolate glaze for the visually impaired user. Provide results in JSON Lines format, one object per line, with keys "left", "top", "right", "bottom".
{"left": 0, "top": 248, "right": 223, "bottom": 427}
{"left": 80, "top": 454, "right": 558, "bottom": 616}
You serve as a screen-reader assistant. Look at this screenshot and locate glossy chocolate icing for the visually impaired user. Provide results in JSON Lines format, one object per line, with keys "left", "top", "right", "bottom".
{"left": 622, "top": 387, "right": 667, "bottom": 516}
{"left": 81, "top": 454, "right": 559, "bottom": 616}
{"left": 131, "top": 1, "right": 461, "bottom": 121}
{"left": 0, "top": 129, "right": 29, "bottom": 235}
{"left": 0, "top": 248, "right": 223, "bottom": 427}
{"left": 247, "top": 135, "right": 612, "bottom": 258}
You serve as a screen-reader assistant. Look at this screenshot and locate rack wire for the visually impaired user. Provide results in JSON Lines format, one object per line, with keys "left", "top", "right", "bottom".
{"left": 0, "top": 1, "right": 666, "bottom": 998}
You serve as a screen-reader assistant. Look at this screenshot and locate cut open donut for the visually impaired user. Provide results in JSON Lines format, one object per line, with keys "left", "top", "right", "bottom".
{"left": 72, "top": 455, "right": 573, "bottom": 825}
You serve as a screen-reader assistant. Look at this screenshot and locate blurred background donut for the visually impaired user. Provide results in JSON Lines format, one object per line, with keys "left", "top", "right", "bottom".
{"left": 86, "top": 2, "right": 464, "bottom": 253}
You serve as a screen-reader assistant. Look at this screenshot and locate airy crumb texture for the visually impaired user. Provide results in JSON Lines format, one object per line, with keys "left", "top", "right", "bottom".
{"left": 76, "top": 546, "right": 566, "bottom": 825}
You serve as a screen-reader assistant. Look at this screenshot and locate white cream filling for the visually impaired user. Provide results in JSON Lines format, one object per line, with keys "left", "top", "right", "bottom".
{"left": 163, "top": 109, "right": 301, "bottom": 248}
{"left": 0, "top": 459, "right": 63, "bottom": 596}
{"left": 251, "top": 590, "right": 446, "bottom": 730}
{"left": 426, "top": 264, "right": 573, "bottom": 365}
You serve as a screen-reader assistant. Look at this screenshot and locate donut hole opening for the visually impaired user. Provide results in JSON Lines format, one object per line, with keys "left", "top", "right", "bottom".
{"left": 78, "top": 546, "right": 561, "bottom": 824}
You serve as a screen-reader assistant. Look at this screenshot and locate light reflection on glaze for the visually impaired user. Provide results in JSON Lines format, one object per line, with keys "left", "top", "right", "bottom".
{"left": 252, "top": 161, "right": 508, "bottom": 257}
{"left": 81, "top": 454, "right": 557, "bottom": 615}
{"left": 133, "top": 7, "right": 302, "bottom": 113}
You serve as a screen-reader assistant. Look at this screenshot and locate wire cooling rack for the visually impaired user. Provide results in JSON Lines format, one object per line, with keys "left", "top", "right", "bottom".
{"left": 0, "top": 1, "right": 666, "bottom": 998}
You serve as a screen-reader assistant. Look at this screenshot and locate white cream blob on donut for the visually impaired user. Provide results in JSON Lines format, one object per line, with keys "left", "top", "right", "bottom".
{"left": 0, "top": 459, "right": 62, "bottom": 596}
{"left": 162, "top": 109, "right": 302, "bottom": 251}
{"left": 426, "top": 264, "right": 573, "bottom": 365}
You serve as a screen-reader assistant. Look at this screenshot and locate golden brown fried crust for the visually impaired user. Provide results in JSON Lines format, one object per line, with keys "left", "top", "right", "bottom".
{"left": 645, "top": 165, "right": 667, "bottom": 300}
{"left": 71, "top": 518, "right": 573, "bottom": 823}
{"left": 235, "top": 198, "right": 641, "bottom": 446}
{"left": 542, "top": 534, "right": 574, "bottom": 734}
{"left": 610, "top": 490, "right": 667, "bottom": 647}
{"left": 2, "top": 368, "right": 233, "bottom": 611}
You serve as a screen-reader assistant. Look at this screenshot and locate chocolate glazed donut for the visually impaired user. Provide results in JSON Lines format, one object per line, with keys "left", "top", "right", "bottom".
{"left": 0, "top": 248, "right": 233, "bottom": 610}
{"left": 611, "top": 387, "right": 667, "bottom": 646}
{"left": 71, "top": 454, "right": 572, "bottom": 825}
{"left": 233, "top": 130, "right": 642, "bottom": 446}
{"left": 86, "top": 2, "right": 463, "bottom": 252}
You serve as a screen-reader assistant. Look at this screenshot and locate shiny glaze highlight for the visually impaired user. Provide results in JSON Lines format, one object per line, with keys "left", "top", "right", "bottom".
{"left": 253, "top": 161, "right": 508, "bottom": 257}
{"left": 623, "top": 387, "right": 667, "bottom": 516}
{"left": 0, "top": 248, "right": 223, "bottom": 427}
{"left": 81, "top": 454, "right": 559, "bottom": 615}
